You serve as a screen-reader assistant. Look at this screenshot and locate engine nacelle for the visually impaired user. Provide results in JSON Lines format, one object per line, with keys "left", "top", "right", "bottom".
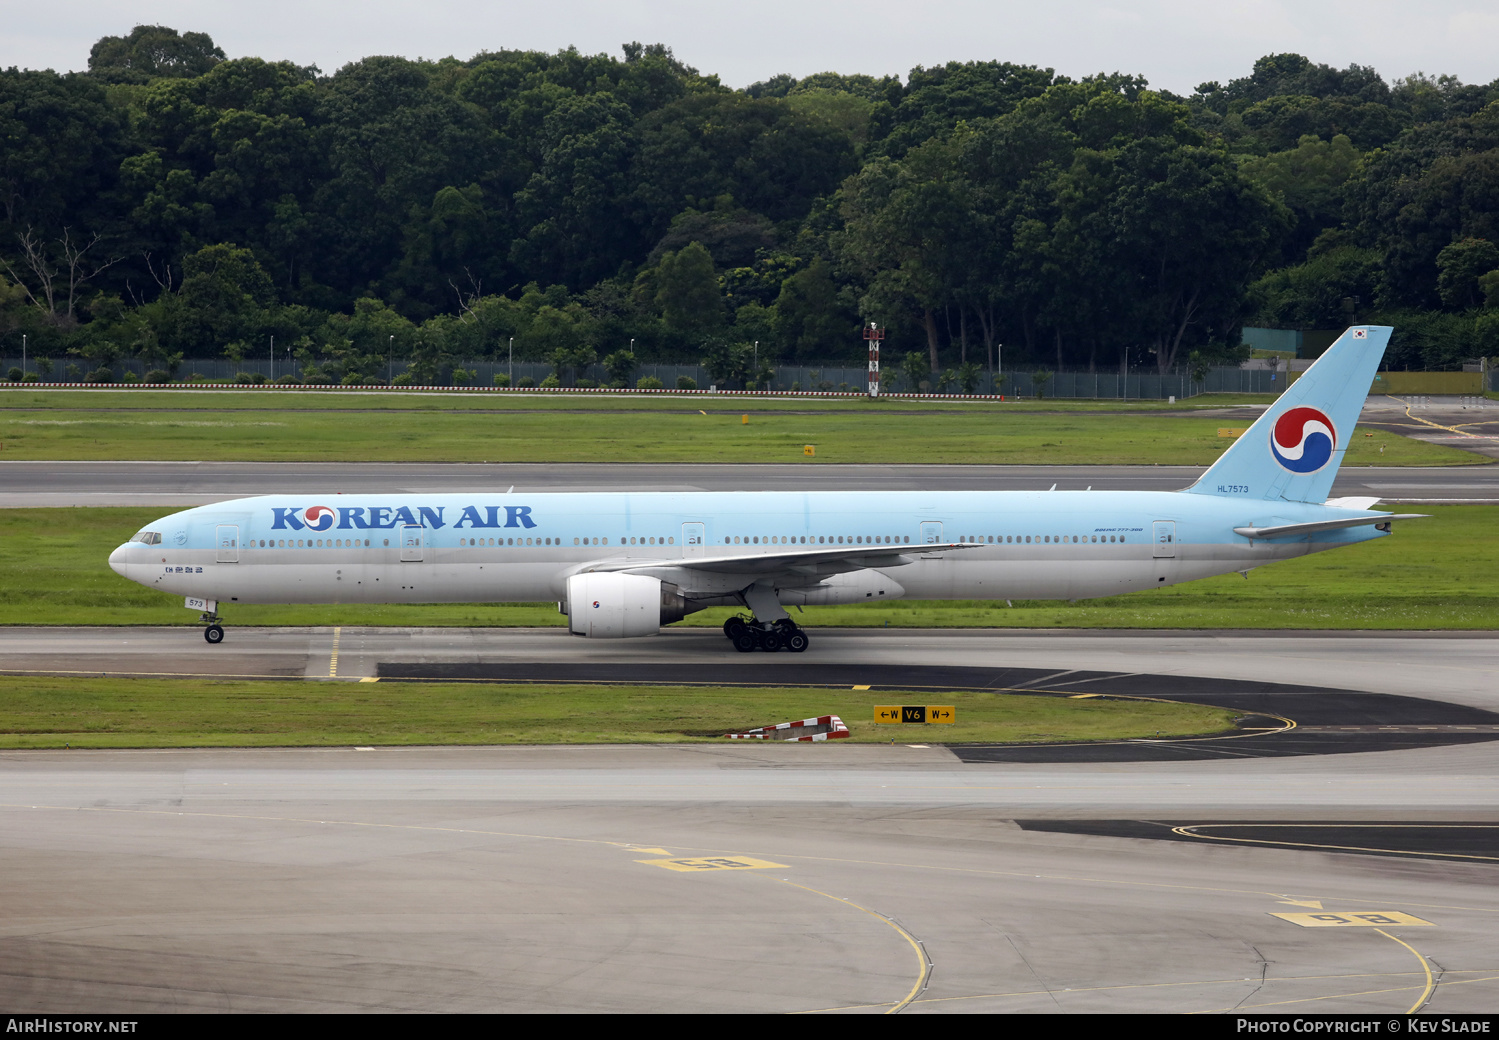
{"left": 566, "top": 572, "right": 667, "bottom": 638}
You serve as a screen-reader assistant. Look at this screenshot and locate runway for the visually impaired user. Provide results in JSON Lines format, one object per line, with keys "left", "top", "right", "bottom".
{"left": 2, "top": 461, "right": 1497, "bottom": 506}
{"left": 4, "top": 626, "right": 1495, "bottom": 708}
{"left": 3, "top": 630, "right": 1499, "bottom": 1013}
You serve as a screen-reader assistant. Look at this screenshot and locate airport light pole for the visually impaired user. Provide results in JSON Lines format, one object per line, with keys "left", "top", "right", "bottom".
{"left": 509, "top": 337, "right": 514, "bottom": 386}
{"left": 269, "top": 335, "right": 274, "bottom": 383}
{"left": 388, "top": 335, "right": 394, "bottom": 384}
{"left": 21, "top": 334, "right": 25, "bottom": 379}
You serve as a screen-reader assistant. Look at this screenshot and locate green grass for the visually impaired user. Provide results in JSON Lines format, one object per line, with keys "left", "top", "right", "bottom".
{"left": 3, "top": 505, "right": 1495, "bottom": 630}
{"left": 0, "top": 676, "right": 1241, "bottom": 749}
{"left": 0, "top": 397, "right": 1475, "bottom": 465}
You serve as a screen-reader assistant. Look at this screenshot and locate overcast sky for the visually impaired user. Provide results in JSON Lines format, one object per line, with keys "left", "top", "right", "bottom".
{"left": 6, "top": 1, "right": 1498, "bottom": 93}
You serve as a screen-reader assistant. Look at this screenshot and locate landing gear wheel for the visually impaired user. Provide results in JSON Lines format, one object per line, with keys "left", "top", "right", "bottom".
{"left": 732, "top": 631, "right": 758, "bottom": 653}
{"left": 723, "top": 616, "right": 749, "bottom": 639}
{"left": 204, "top": 624, "right": 224, "bottom": 645}
{"left": 786, "top": 631, "right": 808, "bottom": 653}
{"left": 759, "top": 629, "right": 783, "bottom": 652}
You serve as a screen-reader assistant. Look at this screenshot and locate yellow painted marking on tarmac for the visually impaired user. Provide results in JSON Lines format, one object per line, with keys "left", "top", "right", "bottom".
{"left": 1276, "top": 898, "right": 1324, "bottom": 909}
{"left": 10, "top": 802, "right": 1499, "bottom": 922}
{"left": 852, "top": 684, "right": 871, "bottom": 690}
{"left": 328, "top": 627, "right": 341, "bottom": 678}
{"left": 359, "top": 676, "right": 379, "bottom": 683}
{"left": 637, "top": 856, "right": 787, "bottom": 872}
{"left": 1217, "top": 427, "right": 1248, "bottom": 438}
{"left": 5, "top": 794, "right": 1493, "bottom": 1016}
{"left": 623, "top": 847, "right": 673, "bottom": 856}
{"left": 771, "top": 877, "right": 930, "bottom": 1015}
{"left": 1173, "top": 822, "right": 1499, "bottom": 862}
{"left": 1392, "top": 395, "right": 1484, "bottom": 438}
{"left": 1271, "top": 911, "right": 1433, "bottom": 928}
{"left": 1069, "top": 693, "right": 1100, "bottom": 699}
{"left": 1380, "top": 928, "right": 1437, "bottom": 1014}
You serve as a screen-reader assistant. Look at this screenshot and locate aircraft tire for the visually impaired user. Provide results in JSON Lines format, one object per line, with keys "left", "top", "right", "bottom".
{"left": 786, "top": 631, "right": 808, "bottom": 653}
{"left": 759, "top": 630, "right": 784, "bottom": 653}
{"left": 732, "top": 632, "right": 758, "bottom": 653}
{"left": 724, "top": 616, "right": 749, "bottom": 638}
{"left": 204, "top": 624, "right": 225, "bottom": 645}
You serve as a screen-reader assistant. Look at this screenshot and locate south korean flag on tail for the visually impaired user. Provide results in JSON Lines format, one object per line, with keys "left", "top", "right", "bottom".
{"left": 1353, "top": 328, "right": 1368, "bottom": 338}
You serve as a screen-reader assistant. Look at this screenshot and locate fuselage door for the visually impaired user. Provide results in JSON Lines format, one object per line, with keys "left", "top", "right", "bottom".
{"left": 920, "top": 521, "right": 944, "bottom": 545}
{"left": 682, "top": 522, "right": 706, "bottom": 559}
{"left": 1152, "top": 521, "right": 1177, "bottom": 558}
{"left": 215, "top": 525, "right": 239, "bottom": 563}
{"left": 399, "top": 524, "right": 424, "bottom": 562}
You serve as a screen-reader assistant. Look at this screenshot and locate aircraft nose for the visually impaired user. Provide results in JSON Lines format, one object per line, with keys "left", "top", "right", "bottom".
{"left": 108, "top": 543, "right": 130, "bottom": 577}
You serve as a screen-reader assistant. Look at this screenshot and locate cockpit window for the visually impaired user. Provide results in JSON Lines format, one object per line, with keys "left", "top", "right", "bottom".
{"left": 132, "top": 530, "right": 162, "bottom": 545}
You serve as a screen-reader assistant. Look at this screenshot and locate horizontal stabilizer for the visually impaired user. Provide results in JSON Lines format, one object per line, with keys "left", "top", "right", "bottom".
{"left": 1234, "top": 514, "right": 1428, "bottom": 540}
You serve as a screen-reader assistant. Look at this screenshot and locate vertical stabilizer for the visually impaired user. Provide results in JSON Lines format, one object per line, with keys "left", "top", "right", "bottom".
{"left": 1184, "top": 326, "right": 1390, "bottom": 504}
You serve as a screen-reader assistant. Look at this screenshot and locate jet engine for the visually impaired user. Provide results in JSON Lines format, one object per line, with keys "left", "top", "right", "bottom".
{"left": 565, "top": 572, "right": 693, "bottom": 638}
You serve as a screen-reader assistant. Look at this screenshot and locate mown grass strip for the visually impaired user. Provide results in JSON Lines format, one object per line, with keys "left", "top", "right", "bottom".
{"left": 0, "top": 676, "right": 1240, "bottom": 749}
{"left": 0, "top": 403, "right": 1474, "bottom": 465}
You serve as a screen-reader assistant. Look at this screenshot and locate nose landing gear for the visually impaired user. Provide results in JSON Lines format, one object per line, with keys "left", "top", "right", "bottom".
{"left": 723, "top": 615, "right": 808, "bottom": 653}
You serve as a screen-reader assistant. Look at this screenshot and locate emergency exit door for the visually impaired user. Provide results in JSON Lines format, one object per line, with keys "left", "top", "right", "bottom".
{"left": 1152, "top": 521, "right": 1177, "bottom": 558}
{"left": 399, "top": 524, "right": 424, "bottom": 562}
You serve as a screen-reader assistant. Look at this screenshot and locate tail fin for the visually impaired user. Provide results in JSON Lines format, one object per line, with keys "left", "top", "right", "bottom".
{"left": 1184, "top": 325, "right": 1390, "bottom": 504}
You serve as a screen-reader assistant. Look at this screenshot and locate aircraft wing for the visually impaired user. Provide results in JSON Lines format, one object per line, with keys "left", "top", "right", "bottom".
{"left": 578, "top": 542, "right": 983, "bottom": 594}
{"left": 1234, "top": 513, "right": 1428, "bottom": 540}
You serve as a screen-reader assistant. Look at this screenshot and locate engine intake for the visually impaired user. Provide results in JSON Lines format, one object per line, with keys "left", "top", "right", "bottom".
{"left": 566, "top": 572, "right": 689, "bottom": 638}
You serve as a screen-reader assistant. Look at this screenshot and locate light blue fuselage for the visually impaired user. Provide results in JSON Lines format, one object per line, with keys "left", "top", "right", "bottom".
{"left": 109, "top": 489, "right": 1384, "bottom": 608}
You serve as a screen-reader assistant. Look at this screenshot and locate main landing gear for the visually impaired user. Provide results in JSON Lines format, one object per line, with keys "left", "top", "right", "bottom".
{"left": 723, "top": 615, "right": 808, "bottom": 653}
{"left": 200, "top": 610, "right": 225, "bottom": 645}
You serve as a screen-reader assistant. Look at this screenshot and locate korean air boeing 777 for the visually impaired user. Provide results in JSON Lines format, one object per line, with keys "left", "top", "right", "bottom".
{"left": 110, "top": 326, "right": 1423, "bottom": 652}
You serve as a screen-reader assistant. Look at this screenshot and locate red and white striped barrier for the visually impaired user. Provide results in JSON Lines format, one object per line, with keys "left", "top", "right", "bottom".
{"left": 726, "top": 715, "right": 850, "bottom": 742}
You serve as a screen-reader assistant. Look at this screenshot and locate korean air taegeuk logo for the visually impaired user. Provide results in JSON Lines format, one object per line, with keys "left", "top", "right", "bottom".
{"left": 302, "top": 505, "right": 336, "bottom": 531}
{"left": 1270, "top": 407, "right": 1336, "bottom": 473}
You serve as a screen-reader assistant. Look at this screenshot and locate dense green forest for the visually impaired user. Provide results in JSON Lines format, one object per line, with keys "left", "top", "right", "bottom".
{"left": 2, "top": 25, "right": 1497, "bottom": 386}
